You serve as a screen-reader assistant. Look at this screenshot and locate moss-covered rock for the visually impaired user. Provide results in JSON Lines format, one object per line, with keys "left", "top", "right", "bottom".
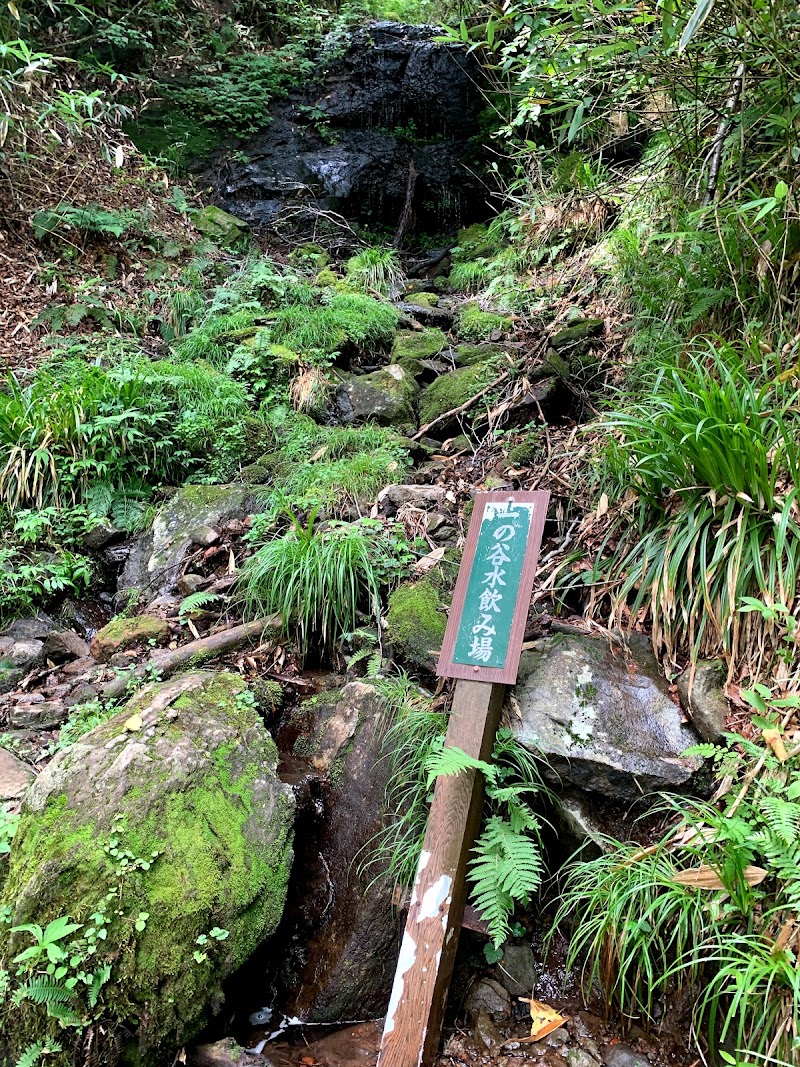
{"left": 455, "top": 303, "right": 512, "bottom": 342}
{"left": 550, "top": 318, "right": 604, "bottom": 349}
{"left": 90, "top": 614, "right": 170, "bottom": 662}
{"left": 335, "top": 364, "right": 419, "bottom": 433}
{"left": 452, "top": 222, "right": 496, "bottom": 262}
{"left": 386, "top": 579, "right": 446, "bottom": 671}
{"left": 391, "top": 328, "right": 448, "bottom": 369}
{"left": 289, "top": 243, "right": 330, "bottom": 270}
{"left": 120, "top": 483, "right": 259, "bottom": 599}
{"left": 1, "top": 671, "right": 294, "bottom": 1066}
{"left": 507, "top": 436, "right": 541, "bottom": 468}
{"left": 454, "top": 341, "right": 507, "bottom": 367}
{"left": 315, "top": 268, "right": 339, "bottom": 288}
{"left": 418, "top": 359, "right": 499, "bottom": 428}
{"left": 405, "top": 291, "right": 440, "bottom": 308}
{"left": 191, "top": 206, "right": 250, "bottom": 250}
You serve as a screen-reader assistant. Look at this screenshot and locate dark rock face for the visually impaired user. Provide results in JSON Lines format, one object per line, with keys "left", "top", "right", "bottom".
{"left": 209, "top": 23, "right": 488, "bottom": 235}
{"left": 513, "top": 633, "right": 702, "bottom": 802}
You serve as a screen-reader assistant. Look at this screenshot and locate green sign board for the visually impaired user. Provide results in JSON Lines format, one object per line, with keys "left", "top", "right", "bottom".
{"left": 438, "top": 492, "right": 549, "bottom": 684}
{"left": 452, "top": 501, "right": 533, "bottom": 669}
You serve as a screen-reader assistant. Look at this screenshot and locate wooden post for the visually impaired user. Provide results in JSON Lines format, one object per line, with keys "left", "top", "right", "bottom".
{"left": 377, "top": 678, "right": 505, "bottom": 1067}
{"left": 378, "top": 492, "right": 549, "bottom": 1067}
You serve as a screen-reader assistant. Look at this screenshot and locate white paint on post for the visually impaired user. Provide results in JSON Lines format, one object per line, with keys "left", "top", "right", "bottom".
{"left": 382, "top": 930, "right": 417, "bottom": 1037}
{"left": 417, "top": 874, "right": 452, "bottom": 922}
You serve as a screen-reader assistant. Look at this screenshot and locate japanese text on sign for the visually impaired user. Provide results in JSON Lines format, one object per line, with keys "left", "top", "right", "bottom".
{"left": 451, "top": 501, "right": 534, "bottom": 671}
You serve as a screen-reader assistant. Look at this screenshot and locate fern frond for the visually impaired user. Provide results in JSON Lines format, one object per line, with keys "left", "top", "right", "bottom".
{"left": 179, "top": 591, "right": 221, "bottom": 618}
{"left": 469, "top": 814, "right": 544, "bottom": 946}
{"left": 759, "top": 797, "right": 800, "bottom": 847}
{"left": 15, "top": 1042, "right": 62, "bottom": 1067}
{"left": 45, "top": 1000, "right": 83, "bottom": 1026}
{"left": 87, "top": 964, "right": 111, "bottom": 1009}
{"left": 424, "top": 744, "right": 497, "bottom": 789}
{"left": 15, "top": 978, "right": 75, "bottom": 1007}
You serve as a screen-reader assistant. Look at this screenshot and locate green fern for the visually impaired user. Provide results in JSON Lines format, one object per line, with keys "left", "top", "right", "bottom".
{"left": 179, "top": 591, "right": 221, "bottom": 619}
{"left": 14, "top": 978, "right": 76, "bottom": 1007}
{"left": 87, "top": 964, "right": 111, "bottom": 1010}
{"left": 15, "top": 1042, "right": 62, "bottom": 1067}
{"left": 470, "top": 814, "right": 544, "bottom": 947}
{"left": 424, "top": 743, "right": 497, "bottom": 789}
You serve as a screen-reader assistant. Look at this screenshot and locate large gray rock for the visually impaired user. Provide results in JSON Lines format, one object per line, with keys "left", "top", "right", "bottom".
{"left": 277, "top": 680, "right": 402, "bottom": 1023}
{"left": 2, "top": 671, "right": 294, "bottom": 1066}
{"left": 334, "top": 364, "right": 419, "bottom": 433}
{"left": 0, "top": 748, "right": 35, "bottom": 802}
{"left": 513, "top": 634, "right": 701, "bottom": 801}
{"left": 120, "top": 484, "right": 257, "bottom": 598}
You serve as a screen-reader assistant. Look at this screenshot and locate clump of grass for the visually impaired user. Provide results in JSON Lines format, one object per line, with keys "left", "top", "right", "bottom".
{"left": 553, "top": 704, "right": 800, "bottom": 1063}
{"left": 174, "top": 308, "right": 259, "bottom": 365}
{"left": 270, "top": 292, "right": 398, "bottom": 357}
{"left": 346, "top": 246, "right": 405, "bottom": 296}
{"left": 239, "top": 513, "right": 397, "bottom": 654}
{"left": 448, "top": 259, "right": 489, "bottom": 293}
{"left": 592, "top": 338, "right": 800, "bottom": 673}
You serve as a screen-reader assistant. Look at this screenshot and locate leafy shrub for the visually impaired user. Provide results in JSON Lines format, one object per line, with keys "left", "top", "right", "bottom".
{"left": 346, "top": 246, "right": 405, "bottom": 295}
{"left": 240, "top": 514, "right": 402, "bottom": 654}
{"left": 0, "top": 545, "right": 92, "bottom": 621}
{"left": 371, "top": 677, "right": 550, "bottom": 947}
{"left": 32, "top": 203, "right": 146, "bottom": 243}
{"left": 593, "top": 341, "right": 800, "bottom": 672}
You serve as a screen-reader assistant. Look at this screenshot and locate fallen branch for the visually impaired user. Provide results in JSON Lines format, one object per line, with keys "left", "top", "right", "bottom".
{"left": 102, "top": 616, "right": 281, "bottom": 700}
{"left": 412, "top": 371, "right": 512, "bottom": 440}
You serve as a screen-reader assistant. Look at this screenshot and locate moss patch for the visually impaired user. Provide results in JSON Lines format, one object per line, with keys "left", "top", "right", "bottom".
{"left": 455, "top": 303, "right": 512, "bottom": 342}
{"left": 90, "top": 614, "right": 169, "bottom": 662}
{"left": 454, "top": 341, "right": 507, "bottom": 367}
{"left": 386, "top": 580, "right": 446, "bottom": 671}
{"left": 391, "top": 328, "right": 448, "bottom": 368}
{"left": 418, "top": 359, "right": 499, "bottom": 427}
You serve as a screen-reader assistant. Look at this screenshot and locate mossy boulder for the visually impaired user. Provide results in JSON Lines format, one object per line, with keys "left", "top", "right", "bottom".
{"left": 120, "top": 484, "right": 259, "bottom": 599}
{"left": 334, "top": 364, "right": 419, "bottom": 433}
{"left": 405, "top": 291, "right": 439, "bottom": 308}
{"left": 1, "top": 671, "right": 294, "bottom": 1066}
{"left": 454, "top": 341, "right": 507, "bottom": 367}
{"left": 455, "top": 303, "right": 512, "bottom": 342}
{"left": 289, "top": 242, "right": 330, "bottom": 270}
{"left": 191, "top": 206, "right": 250, "bottom": 250}
{"left": 391, "top": 328, "right": 448, "bottom": 369}
{"left": 418, "top": 358, "right": 499, "bottom": 429}
{"left": 506, "top": 436, "right": 541, "bottom": 468}
{"left": 386, "top": 579, "right": 446, "bottom": 671}
{"left": 90, "top": 614, "right": 170, "bottom": 662}
{"left": 550, "top": 318, "right": 604, "bottom": 349}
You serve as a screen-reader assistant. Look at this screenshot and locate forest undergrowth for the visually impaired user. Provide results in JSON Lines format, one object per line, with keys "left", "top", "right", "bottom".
{"left": 1, "top": 0, "right": 800, "bottom": 1064}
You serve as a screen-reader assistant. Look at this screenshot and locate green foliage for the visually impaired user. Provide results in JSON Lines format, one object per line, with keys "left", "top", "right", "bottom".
{"left": 346, "top": 246, "right": 405, "bottom": 296}
{"left": 178, "top": 592, "right": 222, "bottom": 620}
{"left": 0, "top": 355, "right": 251, "bottom": 512}
{"left": 257, "top": 412, "right": 411, "bottom": 516}
{"left": 554, "top": 697, "right": 800, "bottom": 1062}
{"left": 0, "top": 545, "right": 92, "bottom": 622}
{"left": 32, "top": 204, "right": 145, "bottom": 243}
{"left": 448, "top": 259, "right": 489, "bottom": 293}
{"left": 240, "top": 514, "right": 407, "bottom": 655}
{"left": 50, "top": 701, "right": 118, "bottom": 755}
{"left": 373, "top": 681, "right": 549, "bottom": 946}
{"left": 592, "top": 340, "right": 800, "bottom": 672}
{"left": 1, "top": 808, "right": 20, "bottom": 856}
{"left": 270, "top": 291, "right": 399, "bottom": 358}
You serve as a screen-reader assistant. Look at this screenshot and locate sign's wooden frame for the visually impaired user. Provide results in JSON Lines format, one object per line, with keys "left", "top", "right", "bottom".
{"left": 437, "top": 490, "right": 550, "bottom": 685}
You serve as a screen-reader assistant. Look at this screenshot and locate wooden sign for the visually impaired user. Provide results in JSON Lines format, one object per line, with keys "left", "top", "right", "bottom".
{"left": 438, "top": 491, "right": 550, "bottom": 684}
{"left": 378, "top": 491, "right": 550, "bottom": 1067}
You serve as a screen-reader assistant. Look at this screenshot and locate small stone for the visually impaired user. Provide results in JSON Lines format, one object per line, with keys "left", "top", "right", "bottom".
{"left": 0, "top": 665, "right": 24, "bottom": 695}
{"left": 465, "top": 977, "right": 512, "bottom": 1021}
{"left": 567, "top": 1050, "right": 601, "bottom": 1067}
{"left": 90, "top": 615, "right": 170, "bottom": 662}
{"left": 0, "top": 748, "right": 36, "bottom": 802}
{"left": 42, "top": 630, "right": 91, "bottom": 663}
{"left": 602, "top": 1045, "right": 651, "bottom": 1067}
{"left": 189, "top": 526, "right": 220, "bottom": 547}
{"left": 61, "top": 656, "right": 98, "bottom": 677}
{"left": 497, "top": 943, "right": 537, "bottom": 995}
{"left": 378, "top": 484, "right": 446, "bottom": 511}
{"left": 191, "top": 205, "right": 250, "bottom": 249}
{"left": 84, "top": 522, "right": 124, "bottom": 549}
{"left": 545, "top": 1027, "right": 570, "bottom": 1047}
{"left": 178, "top": 573, "right": 208, "bottom": 596}
{"left": 9, "top": 699, "right": 68, "bottom": 730}
{"left": 190, "top": 1038, "right": 271, "bottom": 1067}
{"left": 550, "top": 320, "right": 604, "bottom": 349}
{"left": 65, "top": 682, "right": 100, "bottom": 708}
{"left": 473, "top": 1008, "right": 502, "bottom": 1049}
{"left": 2, "top": 614, "right": 55, "bottom": 641}
{"left": 677, "top": 659, "right": 728, "bottom": 743}
{"left": 335, "top": 364, "right": 419, "bottom": 433}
